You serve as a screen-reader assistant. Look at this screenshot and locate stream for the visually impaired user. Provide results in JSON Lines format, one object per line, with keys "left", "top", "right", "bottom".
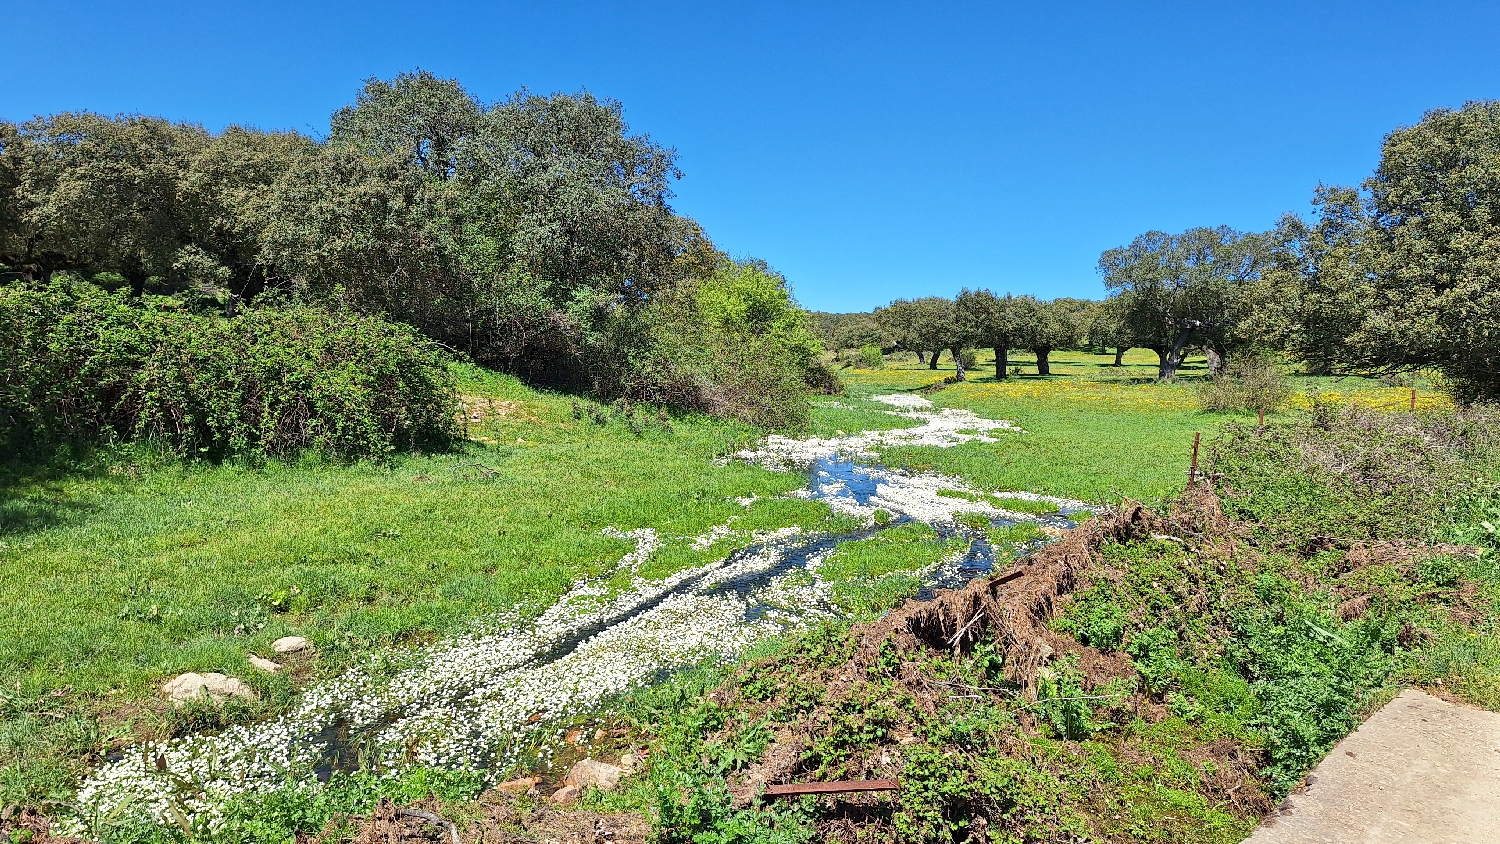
{"left": 67, "top": 394, "right": 1089, "bottom": 835}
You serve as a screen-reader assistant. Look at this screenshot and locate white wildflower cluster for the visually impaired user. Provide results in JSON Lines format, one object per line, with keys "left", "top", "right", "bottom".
{"left": 67, "top": 526, "right": 842, "bottom": 835}
{"left": 733, "top": 394, "right": 1025, "bottom": 471}
{"left": 745, "top": 395, "right": 1085, "bottom": 527}
{"left": 68, "top": 397, "right": 1082, "bottom": 838}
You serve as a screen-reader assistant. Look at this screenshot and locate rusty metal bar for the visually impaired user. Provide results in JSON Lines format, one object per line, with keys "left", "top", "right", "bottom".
{"left": 764, "top": 779, "right": 900, "bottom": 797}
{"left": 1410, "top": 388, "right": 1417, "bottom": 411}
{"left": 991, "top": 565, "right": 1024, "bottom": 586}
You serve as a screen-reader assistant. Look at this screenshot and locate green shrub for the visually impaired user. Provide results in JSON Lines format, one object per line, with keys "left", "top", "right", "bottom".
{"left": 635, "top": 261, "right": 834, "bottom": 430}
{"left": 857, "top": 344, "right": 883, "bottom": 369}
{"left": 0, "top": 278, "right": 459, "bottom": 460}
{"left": 1209, "top": 403, "right": 1500, "bottom": 544}
{"left": 1196, "top": 357, "right": 1292, "bottom": 414}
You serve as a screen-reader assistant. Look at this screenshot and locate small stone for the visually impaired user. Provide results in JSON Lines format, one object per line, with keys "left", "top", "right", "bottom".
{"left": 565, "top": 728, "right": 584, "bottom": 745}
{"left": 495, "top": 776, "right": 540, "bottom": 795}
{"left": 566, "top": 758, "right": 625, "bottom": 792}
{"left": 247, "top": 654, "right": 281, "bottom": 673}
{"left": 619, "top": 752, "right": 640, "bottom": 772}
{"left": 271, "top": 636, "right": 312, "bottom": 654}
{"left": 162, "top": 672, "right": 258, "bottom": 705}
{"left": 551, "top": 784, "right": 580, "bottom": 804}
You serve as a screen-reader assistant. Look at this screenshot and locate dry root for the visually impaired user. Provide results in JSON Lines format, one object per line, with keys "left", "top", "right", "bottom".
{"left": 853, "top": 502, "right": 1159, "bottom": 698}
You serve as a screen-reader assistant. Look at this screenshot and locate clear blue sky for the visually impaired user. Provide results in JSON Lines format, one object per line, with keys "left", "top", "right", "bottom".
{"left": 4, "top": 1, "right": 1498, "bottom": 311}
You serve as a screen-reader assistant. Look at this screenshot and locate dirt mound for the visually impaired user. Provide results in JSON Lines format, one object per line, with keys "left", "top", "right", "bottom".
{"left": 852, "top": 501, "right": 1157, "bottom": 698}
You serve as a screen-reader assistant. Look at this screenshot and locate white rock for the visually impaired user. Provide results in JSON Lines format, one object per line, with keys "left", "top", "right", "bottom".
{"left": 271, "top": 636, "right": 312, "bottom": 654}
{"left": 566, "top": 758, "right": 626, "bottom": 791}
{"left": 247, "top": 654, "right": 282, "bottom": 673}
{"left": 162, "top": 673, "right": 258, "bottom": 705}
{"left": 619, "top": 752, "right": 640, "bottom": 772}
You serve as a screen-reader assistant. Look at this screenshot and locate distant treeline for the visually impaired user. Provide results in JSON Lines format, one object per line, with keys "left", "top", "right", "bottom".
{"left": 0, "top": 71, "right": 834, "bottom": 457}
{"left": 816, "top": 296, "right": 1109, "bottom": 379}
{"left": 820, "top": 101, "right": 1500, "bottom": 402}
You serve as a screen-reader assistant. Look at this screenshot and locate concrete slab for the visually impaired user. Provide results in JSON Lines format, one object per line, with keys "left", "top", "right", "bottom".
{"left": 1245, "top": 688, "right": 1500, "bottom": 844}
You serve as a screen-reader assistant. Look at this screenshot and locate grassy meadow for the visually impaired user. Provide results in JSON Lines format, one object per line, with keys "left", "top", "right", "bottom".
{"left": 0, "top": 347, "right": 1465, "bottom": 835}
{"left": 0, "top": 366, "right": 844, "bottom": 804}
{"left": 827, "top": 348, "right": 1448, "bottom": 504}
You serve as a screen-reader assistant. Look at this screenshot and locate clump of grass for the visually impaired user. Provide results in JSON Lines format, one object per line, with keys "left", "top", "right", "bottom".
{"left": 821, "top": 522, "right": 961, "bottom": 617}
{"left": 1196, "top": 357, "right": 1292, "bottom": 415}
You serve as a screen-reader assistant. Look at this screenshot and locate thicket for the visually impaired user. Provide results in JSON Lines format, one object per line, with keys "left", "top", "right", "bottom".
{"left": 1195, "top": 357, "right": 1292, "bottom": 414}
{"left": 1210, "top": 402, "right": 1500, "bottom": 546}
{"left": 637, "top": 261, "right": 834, "bottom": 430}
{"left": 0, "top": 71, "right": 834, "bottom": 429}
{"left": 0, "top": 278, "right": 458, "bottom": 460}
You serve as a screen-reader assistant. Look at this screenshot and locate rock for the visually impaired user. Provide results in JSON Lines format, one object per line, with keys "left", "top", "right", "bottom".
{"left": 495, "top": 776, "right": 540, "bottom": 795}
{"left": 162, "top": 672, "right": 258, "bottom": 705}
{"left": 566, "top": 758, "right": 626, "bottom": 792}
{"left": 550, "top": 784, "right": 580, "bottom": 805}
{"left": 271, "top": 636, "right": 312, "bottom": 654}
{"left": 247, "top": 654, "right": 281, "bottom": 673}
{"left": 619, "top": 752, "right": 640, "bottom": 772}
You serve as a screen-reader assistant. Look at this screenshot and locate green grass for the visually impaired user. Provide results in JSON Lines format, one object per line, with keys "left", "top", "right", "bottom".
{"left": 826, "top": 349, "right": 1443, "bottom": 506}
{"left": 0, "top": 365, "right": 841, "bottom": 805}
{"left": 0, "top": 345, "right": 1464, "bottom": 829}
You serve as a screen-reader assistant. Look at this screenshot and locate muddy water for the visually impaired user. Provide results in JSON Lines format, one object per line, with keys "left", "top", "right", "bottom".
{"left": 66, "top": 395, "right": 1087, "bottom": 836}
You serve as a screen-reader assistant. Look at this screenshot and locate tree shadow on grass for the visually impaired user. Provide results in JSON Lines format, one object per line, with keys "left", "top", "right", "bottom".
{"left": 0, "top": 447, "right": 106, "bottom": 539}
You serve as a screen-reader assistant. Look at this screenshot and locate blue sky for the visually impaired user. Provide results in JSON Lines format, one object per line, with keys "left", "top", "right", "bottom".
{"left": 4, "top": 1, "right": 1498, "bottom": 311}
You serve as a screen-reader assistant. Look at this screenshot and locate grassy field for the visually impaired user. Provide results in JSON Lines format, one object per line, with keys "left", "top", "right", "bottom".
{"left": 0, "top": 366, "right": 849, "bottom": 804}
{"left": 0, "top": 348, "right": 1459, "bottom": 832}
{"left": 822, "top": 349, "right": 1447, "bottom": 505}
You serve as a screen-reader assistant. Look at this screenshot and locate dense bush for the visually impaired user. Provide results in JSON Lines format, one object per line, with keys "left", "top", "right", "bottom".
{"left": 0, "top": 75, "right": 835, "bottom": 426}
{"left": 1209, "top": 402, "right": 1500, "bottom": 545}
{"left": 1196, "top": 356, "right": 1292, "bottom": 414}
{"left": 635, "top": 261, "right": 837, "bottom": 430}
{"left": 0, "top": 279, "right": 458, "bottom": 460}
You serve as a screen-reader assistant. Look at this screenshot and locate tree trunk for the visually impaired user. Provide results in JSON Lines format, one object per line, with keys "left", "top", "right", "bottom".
{"left": 915, "top": 350, "right": 926, "bottom": 365}
{"left": 951, "top": 346, "right": 965, "bottom": 381}
{"left": 994, "top": 347, "right": 1008, "bottom": 380}
{"left": 1113, "top": 347, "right": 1127, "bottom": 367}
{"left": 126, "top": 269, "right": 147, "bottom": 298}
{"left": 1035, "top": 347, "right": 1051, "bottom": 376}
{"left": 1158, "top": 328, "right": 1197, "bottom": 382}
{"left": 928, "top": 351, "right": 940, "bottom": 370}
{"left": 1153, "top": 347, "right": 1171, "bottom": 380}
{"left": 1204, "top": 346, "right": 1224, "bottom": 377}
